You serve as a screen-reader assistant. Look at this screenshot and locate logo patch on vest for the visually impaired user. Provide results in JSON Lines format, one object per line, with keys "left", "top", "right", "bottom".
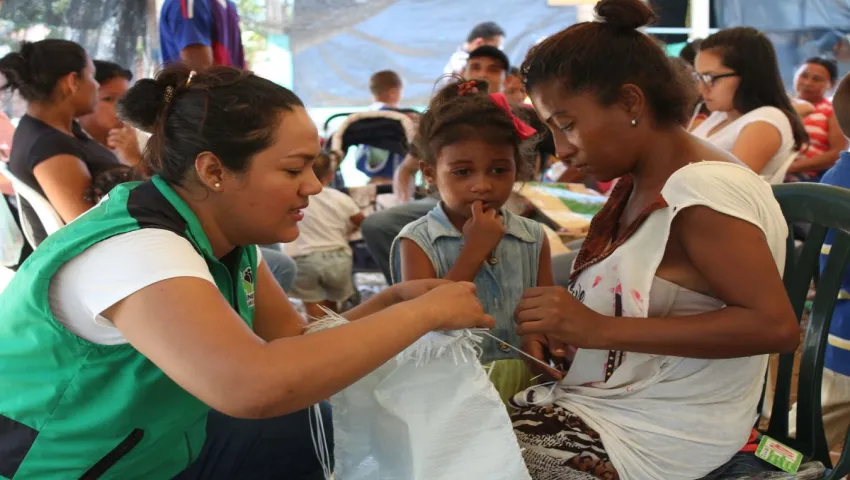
{"left": 242, "top": 267, "right": 255, "bottom": 308}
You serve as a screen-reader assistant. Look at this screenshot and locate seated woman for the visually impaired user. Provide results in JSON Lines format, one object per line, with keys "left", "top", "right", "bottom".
{"left": 509, "top": 1, "right": 799, "bottom": 478}
{"left": 690, "top": 27, "right": 808, "bottom": 184}
{"left": 786, "top": 57, "right": 849, "bottom": 182}
{"left": 15, "top": 53, "right": 296, "bottom": 290}
{"left": 0, "top": 40, "right": 118, "bottom": 244}
{"left": 78, "top": 60, "right": 144, "bottom": 168}
{"left": 0, "top": 64, "right": 494, "bottom": 478}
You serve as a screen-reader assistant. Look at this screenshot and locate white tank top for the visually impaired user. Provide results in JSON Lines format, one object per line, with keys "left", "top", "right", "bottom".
{"left": 647, "top": 276, "right": 724, "bottom": 318}
{"left": 519, "top": 162, "right": 789, "bottom": 479}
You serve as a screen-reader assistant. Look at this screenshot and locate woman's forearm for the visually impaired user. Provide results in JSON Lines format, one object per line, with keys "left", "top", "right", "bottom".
{"left": 788, "top": 150, "right": 841, "bottom": 173}
{"left": 250, "top": 301, "right": 430, "bottom": 417}
{"left": 596, "top": 306, "right": 799, "bottom": 359}
{"left": 342, "top": 287, "right": 397, "bottom": 321}
{"left": 444, "top": 245, "right": 489, "bottom": 282}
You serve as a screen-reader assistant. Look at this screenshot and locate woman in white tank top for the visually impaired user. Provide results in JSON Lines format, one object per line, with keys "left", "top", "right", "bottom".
{"left": 509, "top": 2, "right": 800, "bottom": 479}
{"left": 689, "top": 27, "right": 808, "bottom": 184}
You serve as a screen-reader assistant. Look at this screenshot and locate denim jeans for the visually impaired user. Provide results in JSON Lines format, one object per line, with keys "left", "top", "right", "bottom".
{"left": 259, "top": 245, "right": 298, "bottom": 292}
{"left": 174, "top": 403, "right": 333, "bottom": 480}
{"left": 699, "top": 452, "right": 778, "bottom": 479}
{"left": 360, "top": 197, "right": 438, "bottom": 282}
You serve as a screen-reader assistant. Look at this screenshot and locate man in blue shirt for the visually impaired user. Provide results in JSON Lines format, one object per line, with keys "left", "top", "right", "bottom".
{"left": 159, "top": 0, "right": 246, "bottom": 69}
{"left": 811, "top": 71, "right": 850, "bottom": 449}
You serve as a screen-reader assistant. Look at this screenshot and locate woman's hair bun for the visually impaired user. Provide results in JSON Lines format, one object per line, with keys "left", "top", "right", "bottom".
{"left": 118, "top": 65, "right": 197, "bottom": 133}
{"left": 0, "top": 42, "right": 36, "bottom": 91}
{"left": 595, "top": 0, "right": 658, "bottom": 30}
{"left": 0, "top": 52, "right": 30, "bottom": 88}
{"left": 18, "top": 41, "right": 36, "bottom": 61}
{"left": 117, "top": 78, "right": 168, "bottom": 133}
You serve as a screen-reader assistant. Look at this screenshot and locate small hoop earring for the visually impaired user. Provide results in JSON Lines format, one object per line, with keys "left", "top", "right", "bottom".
{"left": 214, "top": 182, "right": 221, "bottom": 189}
{"left": 630, "top": 118, "right": 638, "bottom": 127}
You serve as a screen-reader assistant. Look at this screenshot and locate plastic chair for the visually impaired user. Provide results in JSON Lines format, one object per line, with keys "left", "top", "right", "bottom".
{"left": 766, "top": 183, "right": 850, "bottom": 479}
{"left": 335, "top": 183, "right": 393, "bottom": 276}
{"left": 0, "top": 162, "right": 65, "bottom": 248}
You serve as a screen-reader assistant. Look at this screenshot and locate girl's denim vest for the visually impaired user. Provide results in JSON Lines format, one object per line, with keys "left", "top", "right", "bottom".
{"left": 389, "top": 203, "right": 544, "bottom": 363}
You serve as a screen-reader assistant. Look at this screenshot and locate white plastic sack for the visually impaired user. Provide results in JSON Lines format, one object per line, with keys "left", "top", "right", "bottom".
{"left": 308, "top": 315, "right": 530, "bottom": 480}
{"left": 0, "top": 196, "right": 23, "bottom": 267}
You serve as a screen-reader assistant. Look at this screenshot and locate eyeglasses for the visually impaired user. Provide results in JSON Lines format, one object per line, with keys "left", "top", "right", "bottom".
{"left": 692, "top": 71, "right": 739, "bottom": 89}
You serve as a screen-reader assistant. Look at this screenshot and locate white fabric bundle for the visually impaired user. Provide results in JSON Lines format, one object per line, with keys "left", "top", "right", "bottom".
{"left": 308, "top": 314, "right": 530, "bottom": 480}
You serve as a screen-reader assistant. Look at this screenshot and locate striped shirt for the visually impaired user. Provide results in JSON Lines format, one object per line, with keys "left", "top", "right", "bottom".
{"left": 793, "top": 98, "right": 835, "bottom": 182}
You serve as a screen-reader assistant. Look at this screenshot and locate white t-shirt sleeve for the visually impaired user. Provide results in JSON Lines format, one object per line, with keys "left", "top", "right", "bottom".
{"left": 662, "top": 161, "right": 789, "bottom": 271}
{"left": 336, "top": 189, "right": 363, "bottom": 218}
{"left": 48, "top": 229, "right": 216, "bottom": 345}
{"left": 736, "top": 106, "right": 793, "bottom": 141}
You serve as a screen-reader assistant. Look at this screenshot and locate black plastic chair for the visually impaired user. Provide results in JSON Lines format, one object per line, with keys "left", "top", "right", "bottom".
{"left": 335, "top": 184, "right": 393, "bottom": 275}
{"left": 766, "top": 183, "right": 850, "bottom": 479}
{"left": 323, "top": 110, "right": 414, "bottom": 189}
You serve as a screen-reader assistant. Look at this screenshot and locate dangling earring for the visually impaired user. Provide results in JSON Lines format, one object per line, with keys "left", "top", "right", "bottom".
{"left": 630, "top": 118, "right": 638, "bottom": 127}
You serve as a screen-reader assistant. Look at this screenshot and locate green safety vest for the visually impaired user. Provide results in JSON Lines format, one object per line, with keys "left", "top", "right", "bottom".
{"left": 0, "top": 176, "right": 258, "bottom": 479}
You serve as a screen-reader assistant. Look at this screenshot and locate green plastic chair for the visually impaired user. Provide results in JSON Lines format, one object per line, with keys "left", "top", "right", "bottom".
{"left": 767, "top": 183, "right": 850, "bottom": 479}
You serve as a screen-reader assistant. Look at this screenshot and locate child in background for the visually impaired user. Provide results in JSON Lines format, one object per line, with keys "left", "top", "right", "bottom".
{"left": 289, "top": 153, "right": 365, "bottom": 318}
{"left": 390, "top": 79, "right": 557, "bottom": 404}
{"left": 357, "top": 70, "right": 408, "bottom": 183}
{"left": 504, "top": 67, "right": 527, "bottom": 105}
{"left": 368, "top": 70, "right": 403, "bottom": 111}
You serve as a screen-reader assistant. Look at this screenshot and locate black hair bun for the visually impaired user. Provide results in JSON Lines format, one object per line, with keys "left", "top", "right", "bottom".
{"left": 118, "top": 65, "right": 209, "bottom": 133}
{"left": 117, "top": 78, "right": 168, "bottom": 133}
{"left": 595, "top": 0, "right": 658, "bottom": 30}
{"left": 0, "top": 42, "right": 34, "bottom": 90}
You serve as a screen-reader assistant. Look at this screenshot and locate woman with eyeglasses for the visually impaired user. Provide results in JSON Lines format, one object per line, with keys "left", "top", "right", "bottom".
{"left": 690, "top": 27, "right": 808, "bottom": 184}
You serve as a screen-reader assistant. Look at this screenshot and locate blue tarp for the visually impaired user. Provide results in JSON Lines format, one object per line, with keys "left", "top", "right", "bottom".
{"left": 294, "top": 0, "right": 850, "bottom": 108}
{"left": 715, "top": 0, "right": 850, "bottom": 87}
{"left": 293, "top": 0, "right": 577, "bottom": 107}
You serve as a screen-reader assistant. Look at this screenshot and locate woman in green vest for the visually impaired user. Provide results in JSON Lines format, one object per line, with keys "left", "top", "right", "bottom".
{"left": 0, "top": 64, "right": 494, "bottom": 479}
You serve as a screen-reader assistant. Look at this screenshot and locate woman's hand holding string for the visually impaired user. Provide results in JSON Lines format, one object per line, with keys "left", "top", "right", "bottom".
{"left": 515, "top": 286, "right": 605, "bottom": 349}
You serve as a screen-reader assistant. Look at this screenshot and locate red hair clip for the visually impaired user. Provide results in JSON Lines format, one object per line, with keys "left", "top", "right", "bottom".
{"left": 489, "top": 92, "right": 537, "bottom": 140}
{"left": 457, "top": 80, "right": 478, "bottom": 96}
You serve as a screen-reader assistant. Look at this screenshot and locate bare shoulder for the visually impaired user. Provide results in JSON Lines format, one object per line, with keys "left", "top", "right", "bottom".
{"left": 687, "top": 135, "right": 743, "bottom": 165}
{"left": 792, "top": 98, "right": 815, "bottom": 117}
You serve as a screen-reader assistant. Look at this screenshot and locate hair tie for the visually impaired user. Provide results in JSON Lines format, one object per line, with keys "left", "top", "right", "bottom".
{"left": 163, "top": 86, "right": 175, "bottom": 105}
{"left": 457, "top": 80, "right": 478, "bottom": 96}
{"left": 186, "top": 71, "right": 197, "bottom": 86}
{"left": 489, "top": 92, "right": 537, "bottom": 140}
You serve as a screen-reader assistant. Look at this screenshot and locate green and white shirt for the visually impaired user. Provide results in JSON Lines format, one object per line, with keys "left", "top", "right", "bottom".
{"left": 0, "top": 175, "right": 258, "bottom": 479}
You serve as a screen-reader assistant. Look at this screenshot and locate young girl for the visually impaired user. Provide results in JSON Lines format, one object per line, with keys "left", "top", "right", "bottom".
{"left": 389, "top": 79, "right": 556, "bottom": 403}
